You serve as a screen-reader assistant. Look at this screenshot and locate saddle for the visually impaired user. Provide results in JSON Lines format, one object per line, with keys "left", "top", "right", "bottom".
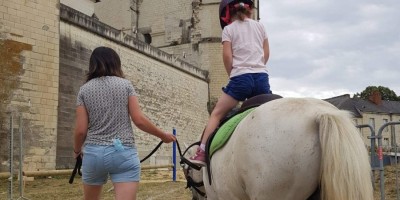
{"left": 204, "top": 93, "right": 282, "bottom": 184}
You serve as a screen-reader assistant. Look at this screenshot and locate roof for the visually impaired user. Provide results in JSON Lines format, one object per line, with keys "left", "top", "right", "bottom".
{"left": 324, "top": 94, "right": 400, "bottom": 117}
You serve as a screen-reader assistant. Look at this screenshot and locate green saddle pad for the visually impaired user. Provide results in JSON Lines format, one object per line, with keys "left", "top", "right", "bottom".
{"left": 209, "top": 108, "right": 255, "bottom": 157}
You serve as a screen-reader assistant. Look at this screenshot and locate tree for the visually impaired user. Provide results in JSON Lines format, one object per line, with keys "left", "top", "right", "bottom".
{"left": 354, "top": 86, "right": 400, "bottom": 101}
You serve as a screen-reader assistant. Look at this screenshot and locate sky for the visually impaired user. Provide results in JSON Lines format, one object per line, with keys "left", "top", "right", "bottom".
{"left": 259, "top": 0, "right": 400, "bottom": 99}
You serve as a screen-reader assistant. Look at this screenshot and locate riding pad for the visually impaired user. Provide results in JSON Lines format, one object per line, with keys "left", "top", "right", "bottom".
{"left": 209, "top": 107, "right": 256, "bottom": 157}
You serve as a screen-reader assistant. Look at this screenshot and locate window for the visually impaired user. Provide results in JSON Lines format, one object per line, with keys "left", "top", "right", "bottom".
{"left": 144, "top": 33, "right": 152, "bottom": 44}
{"left": 369, "top": 118, "right": 375, "bottom": 130}
{"left": 384, "top": 138, "right": 390, "bottom": 147}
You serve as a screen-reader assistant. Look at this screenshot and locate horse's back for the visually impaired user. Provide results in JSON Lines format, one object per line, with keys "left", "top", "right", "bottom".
{"left": 208, "top": 98, "right": 334, "bottom": 200}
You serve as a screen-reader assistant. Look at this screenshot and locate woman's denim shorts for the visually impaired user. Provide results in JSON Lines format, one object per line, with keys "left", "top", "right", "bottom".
{"left": 82, "top": 144, "right": 141, "bottom": 185}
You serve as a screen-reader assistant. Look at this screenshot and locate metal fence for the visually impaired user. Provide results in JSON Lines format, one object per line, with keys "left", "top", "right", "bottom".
{"left": 5, "top": 114, "right": 29, "bottom": 200}
{"left": 359, "top": 122, "right": 400, "bottom": 200}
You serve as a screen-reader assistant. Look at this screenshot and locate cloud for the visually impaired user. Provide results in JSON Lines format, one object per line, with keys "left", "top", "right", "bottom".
{"left": 260, "top": 0, "right": 400, "bottom": 99}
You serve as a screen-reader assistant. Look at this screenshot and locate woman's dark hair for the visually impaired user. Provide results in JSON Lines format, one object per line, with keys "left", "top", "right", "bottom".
{"left": 230, "top": 2, "right": 252, "bottom": 21}
{"left": 86, "top": 46, "right": 124, "bottom": 82}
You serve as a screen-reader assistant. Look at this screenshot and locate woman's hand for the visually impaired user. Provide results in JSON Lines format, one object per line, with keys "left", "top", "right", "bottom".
{"left": 73, "top": 150, "right": 82, "bottom": 159}
{"left": 161, "top": 132, "right": 176, "bottom": 143}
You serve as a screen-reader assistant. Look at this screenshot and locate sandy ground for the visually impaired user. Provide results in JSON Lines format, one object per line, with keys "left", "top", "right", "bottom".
{"left": 2, "top": 165, "right": 398, "bottom": 200}
{"left": 374, "top": 165, "right": 400, "bottom": 200}
{"left": 0, "top": 169, "right": 192, "bottom": 200}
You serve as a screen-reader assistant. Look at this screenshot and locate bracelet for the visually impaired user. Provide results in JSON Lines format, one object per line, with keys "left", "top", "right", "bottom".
{"left": 73, "top": 149, "right": 81, "bottom": 154}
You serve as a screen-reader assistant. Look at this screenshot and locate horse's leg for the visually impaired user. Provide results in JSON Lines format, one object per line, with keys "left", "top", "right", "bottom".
{"left": 306, "top": 187, "right": 320, "bottom": 200}
{"left": 207, "top": 150, "right": 250, "bottom": 200}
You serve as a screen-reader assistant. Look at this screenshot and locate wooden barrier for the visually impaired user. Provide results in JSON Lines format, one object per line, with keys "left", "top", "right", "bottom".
{"left": 0, "top": 172, "right": 11, "bottom": 179}
{"left": 23, "top": 170, "right": 73, "bottom": 177}
{"left": 142, "top": 164, "right": 174, "bottom": 170}
{"left": 0, "top": 164, "right": 174, "bottom": 179}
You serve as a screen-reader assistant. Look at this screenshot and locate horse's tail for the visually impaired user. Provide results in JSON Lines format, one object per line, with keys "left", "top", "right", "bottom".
{"left": 317, "top": 110, "right": 374, "bottom": 200}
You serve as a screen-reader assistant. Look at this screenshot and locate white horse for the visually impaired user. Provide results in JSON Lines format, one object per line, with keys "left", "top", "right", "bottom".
{"left": 183, "top": 97, "right": 373, "bottom": 200}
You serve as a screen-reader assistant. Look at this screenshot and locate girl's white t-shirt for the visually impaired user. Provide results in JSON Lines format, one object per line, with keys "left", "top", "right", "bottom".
{"left": 222, "top": 18, "right": 268, "bottom": 78}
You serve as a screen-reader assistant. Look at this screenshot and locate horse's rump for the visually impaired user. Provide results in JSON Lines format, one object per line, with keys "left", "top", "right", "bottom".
{"left": 199, "top": 98, "right": 373, "bottom": 200}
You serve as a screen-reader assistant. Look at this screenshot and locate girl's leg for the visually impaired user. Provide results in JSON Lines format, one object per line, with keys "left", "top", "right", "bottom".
{"left": 201, "top": 92, "right": 239, "bottom": 145}
{"left": 113, "top": 182, "right": 139, "bottom": 200}
{"left": 190, "top": 92, "right": 238, "bottom": 165}
{"left": 83, "top": 184, "right": 103, "bottom": 200}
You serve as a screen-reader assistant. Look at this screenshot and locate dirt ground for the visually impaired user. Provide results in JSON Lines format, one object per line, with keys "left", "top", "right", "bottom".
{"left": 0, "top": 169, "right": 192, "bottom": 200}
{"left": 374, "top": 165, "right": 400, "bottom": 200}
{"left": 2, "top": 165, "right": 399, "bottom": 200}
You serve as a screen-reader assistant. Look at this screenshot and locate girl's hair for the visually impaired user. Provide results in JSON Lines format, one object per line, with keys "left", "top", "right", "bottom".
{"left": 86, "top": 46, "right": 124, "bottom": 82}
{"left": 230, "top": 2, "right": 252, "bottom": 21}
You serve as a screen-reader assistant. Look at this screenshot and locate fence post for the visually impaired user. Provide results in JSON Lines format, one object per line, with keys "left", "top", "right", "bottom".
{"left": 18, "top": 116, "right": 30, "bottom": 200}
{"left": 8, "top": 114, "right": 14, "bottom": 200}
{"left": 173, "top": 128, "right": 177, "bottom": 182}
{"left": 357, "top": 124, "right": 377, "bottom": 190}
{"left": 377, "top": 121, "right": 400, "bottom": 200}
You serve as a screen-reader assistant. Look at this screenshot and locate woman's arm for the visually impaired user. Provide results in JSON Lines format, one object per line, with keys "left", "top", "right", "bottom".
{"left": 222, "top": 41, "right": 233, "bottom": 76}
{"left": 73, "top": 106, "right": 88, "bottom": 157}
{"left": 263, "top": 38, "right": 270, "bottom": 65}
{"left": 128, "top": 96, "right": 176, "bottom": 143}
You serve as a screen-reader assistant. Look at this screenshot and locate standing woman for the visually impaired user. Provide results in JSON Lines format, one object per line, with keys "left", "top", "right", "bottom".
{"left": 189, "top": 0, "right": 271, "bottom": 165}
{"left": 73, "top": 46, "right": 176, "bottom": 200}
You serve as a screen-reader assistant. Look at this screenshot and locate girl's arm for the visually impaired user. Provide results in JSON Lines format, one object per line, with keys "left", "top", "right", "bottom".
{"left": 128, "top": 96, "right": 176, "bottom": 143}
{"left": 263, "top": 38, "right": 270, "bottom": 65}
{"left": 73, "top": 106, "right": 88, "bottom": 157}
{"left": 222, "top": 41, "right": 233, "bottom": 76}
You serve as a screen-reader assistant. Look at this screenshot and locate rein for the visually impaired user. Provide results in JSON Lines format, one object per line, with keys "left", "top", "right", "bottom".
{"left": 176, "top": 140, "right": 207, "bottom": 197}
{"left": 69, "top": 139, "right": 202, "bottom": 183}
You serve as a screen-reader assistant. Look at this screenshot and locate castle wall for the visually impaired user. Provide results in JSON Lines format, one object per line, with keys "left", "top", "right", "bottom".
{"left": 94, "top": 0, "right": 133, "bottom": 32}
{"left": 138, "top": 0, "right": 193, "bottom": 47}
{"left": 0, "top": 0, "right": 60, "bottom": 171}
{"left": 57, "top": 5, "right": 209, "bottom": 168}
{"left": 61, "top": 0, "right": 94, "bottom": 16}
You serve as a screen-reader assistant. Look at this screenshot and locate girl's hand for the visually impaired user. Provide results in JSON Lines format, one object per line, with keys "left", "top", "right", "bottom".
{"left": 161, "top": 132, "right": 176, "bottom": 143}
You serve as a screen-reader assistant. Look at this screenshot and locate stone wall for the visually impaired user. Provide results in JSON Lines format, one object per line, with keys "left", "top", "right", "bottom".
{"left": 94, "top": 0, "right": 133, "bottom": 32}
{"left": 0, "top": 0, "right": 60, "bottom": 171}
{"left": 60, "top": 0, "right": 94, "bottom": 17}
{"left": 57, "top": 5, "right": 210, "bottom": 168}
{"left": 139, "top": 0, "right": 193, "bottom": 48}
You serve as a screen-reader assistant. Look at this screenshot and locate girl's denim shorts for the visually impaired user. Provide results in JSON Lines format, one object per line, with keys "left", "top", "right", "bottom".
{"left": 223, "top": 73, "right": 271, "bottom": 101}
{"left": 82, "top": 144, "right": 140, "bottom": 185}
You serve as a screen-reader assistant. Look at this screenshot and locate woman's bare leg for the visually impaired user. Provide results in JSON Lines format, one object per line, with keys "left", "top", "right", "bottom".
{"left": 113, "top": 182, "right": 139, "bottom": 200}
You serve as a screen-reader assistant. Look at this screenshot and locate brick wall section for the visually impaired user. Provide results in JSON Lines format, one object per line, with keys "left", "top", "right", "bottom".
{"left": 56, "top": 35, "right": 91, "bottom": 169}
{"left": 198, "top": 0, "right": 221, "bottom": 39}
{"left": 0, "top": 0, "right": 60, "bottom": 171}
{"left": 200, "top": 41, "right": 228, "bottom": 110}
{"left": 139, "top": 0, "right": 193, "bottom": 47}
{"left": 160, "top": 43, "right": 201, "bottom": 69}
{"left": 57, "top": 5, "right": 210, "bottom": 168}
{"left": 61, "top": 0, "right": 94, "bottom": 16}
{"left": 94, "top": 0, "right": 132, "bottom": 31}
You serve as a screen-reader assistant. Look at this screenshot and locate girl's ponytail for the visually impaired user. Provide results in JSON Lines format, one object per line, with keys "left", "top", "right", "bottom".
{"left": 230, "top": 2, "right": 252, "bottom": 21}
